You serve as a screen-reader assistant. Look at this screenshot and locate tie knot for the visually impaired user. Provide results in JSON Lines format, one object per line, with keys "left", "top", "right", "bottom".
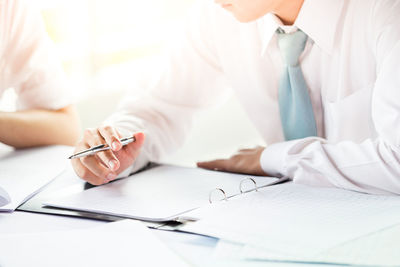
{"left": 277, "top": 29, "right": 308, "bottom": 67}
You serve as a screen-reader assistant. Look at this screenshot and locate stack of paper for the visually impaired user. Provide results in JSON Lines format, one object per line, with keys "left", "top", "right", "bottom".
{"left": 0, "top": 220, "right": 190, "bottom": 267}
{"left": 182, "top": 183, "right": 400, "bottom": 259}
{"left": 214, "top": 223, "right": 400, "bottom": 267}
{"left": 0, "top": 145, "right": 71, "bottom": 211}
{"left": 45, "top": 165, "right": 280, "bottom": 222}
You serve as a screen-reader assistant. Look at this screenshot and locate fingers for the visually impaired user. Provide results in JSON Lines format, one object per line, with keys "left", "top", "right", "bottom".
{"left": 81, "top": 155, "right": 116, "bottom": 181}
{"left": 98, "top": 126, "right": 122, "bottom": 151}
{"left": 71, "top": 128, "right": 145, "bottom": 185}
{"left": 84, "top": 128, "right": 120, "bottom": 172}
{"left": 197, "top": 146, "right": 267, "bottom": 176}
{"left": 72, "top": 127, "right": 122, "bottom": 185}
{"left": 72, "top": 156, "right": 114, "bottom": 185}
{"left": 71, "top": 142, "right": 115, "bottom": 185}
{"left": 197, "top": 159, "right": 228, "bottom": 172}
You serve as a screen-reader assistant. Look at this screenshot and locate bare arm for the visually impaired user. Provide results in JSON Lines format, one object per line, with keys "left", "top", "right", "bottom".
{"left": 0, "top": 105, "right": 80, "bottom": 148}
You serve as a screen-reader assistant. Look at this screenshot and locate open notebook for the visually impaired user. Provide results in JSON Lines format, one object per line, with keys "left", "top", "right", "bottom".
{"left": 0, "top": 146, "right": 71, "bottom": 211}
{"left": 44, "top": 164, "right": 286, "bottom": 222}
{"left": 182, "top": 182, "right": 400, "bottom": 258}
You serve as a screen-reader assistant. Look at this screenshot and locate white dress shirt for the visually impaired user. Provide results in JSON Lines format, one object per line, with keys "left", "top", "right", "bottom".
{"left": 0, "top": 0, "right": 71, "bottom": 110}
{"left": 106, "top": 0, "right": 400, "bottom": 195}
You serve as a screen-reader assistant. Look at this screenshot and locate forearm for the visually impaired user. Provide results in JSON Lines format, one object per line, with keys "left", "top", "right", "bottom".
{"left": 261, "top": 137, "right": 400, "bottom": 195}
{"left": 0, "top": 105, "right": 80, "bottom": 148}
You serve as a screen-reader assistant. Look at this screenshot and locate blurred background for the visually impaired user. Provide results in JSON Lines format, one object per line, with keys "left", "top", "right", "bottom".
{"left": 1, "top": 0, "right": 265, "bottom": 165}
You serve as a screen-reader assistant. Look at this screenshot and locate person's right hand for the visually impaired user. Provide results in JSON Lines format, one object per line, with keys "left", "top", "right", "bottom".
{"left": 71, "top": 126, "right": 145, "bottom": 185}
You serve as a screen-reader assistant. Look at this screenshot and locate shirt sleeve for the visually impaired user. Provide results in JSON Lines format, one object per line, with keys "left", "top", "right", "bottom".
{"left": 104, "top": 1, "right": 230, "bottom": 173}
{"left": 0, "top": 0, "right": 73, "bottom": 110}
{"left": 261, "top": 0, "right": 400, "bottom": 195}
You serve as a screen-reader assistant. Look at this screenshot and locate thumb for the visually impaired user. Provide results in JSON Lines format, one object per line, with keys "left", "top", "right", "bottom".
{"left": 123, "top": 132, "right": 145, "bottom": 155}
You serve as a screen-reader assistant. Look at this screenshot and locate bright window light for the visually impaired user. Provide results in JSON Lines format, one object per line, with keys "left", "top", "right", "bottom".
{"left": 39, "top": 0, "right": 196, "bottom": 97}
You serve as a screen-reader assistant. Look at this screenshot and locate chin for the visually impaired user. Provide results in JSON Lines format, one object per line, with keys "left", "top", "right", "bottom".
{"left": 232, "top": 12, "right": 261, "bottom": 23}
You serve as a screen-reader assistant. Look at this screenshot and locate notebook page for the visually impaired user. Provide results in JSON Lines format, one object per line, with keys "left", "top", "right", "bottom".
{"left": 213, "top": 223, "right": 400, "bottom": 266}
{"left": 0, "top": 146, "right": 71, "bottom": 211}
{"left": 0, "top": 220, "right": 190, "bottom": 267}
{"left": 0, "top": 186, "right": 10, "bottom": 207}
{"left": 45, "top": 165, "right": 279, "bottom": 222}
{"left": 239, "top": 222, "right": 400, "bottom": 266}
{"left": 213, "top": 225, "right": 400, "bottom": 267}
{"left": 183, "top": 182, "right": 400, "bottom": 257}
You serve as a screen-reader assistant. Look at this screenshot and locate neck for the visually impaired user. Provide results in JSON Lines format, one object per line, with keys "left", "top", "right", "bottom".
{"left": 274, "top": 0, "right": 305, "bottom": 25}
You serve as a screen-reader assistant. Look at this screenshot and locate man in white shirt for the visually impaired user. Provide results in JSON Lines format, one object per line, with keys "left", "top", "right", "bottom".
{"left": 72, "top": 0, "right": 400, "bottom": 195}
{"left": 0, "top": 0, "right": 80, "bottom": 148}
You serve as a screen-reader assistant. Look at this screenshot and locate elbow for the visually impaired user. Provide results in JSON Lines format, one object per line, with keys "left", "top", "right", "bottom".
{"left": 57, "top": 105, "right": 81, "bottom": 146}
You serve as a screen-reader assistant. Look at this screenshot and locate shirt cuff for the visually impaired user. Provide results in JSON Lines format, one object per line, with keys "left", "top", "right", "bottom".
{"left": 260, "top": 140, "right": 299, "bottom": 177}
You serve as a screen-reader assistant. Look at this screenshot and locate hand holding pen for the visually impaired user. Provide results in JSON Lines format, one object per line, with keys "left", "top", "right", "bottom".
{"left": 70, "top": 126, "right": 145, "bottom": 186}
{"left": 68, "top": 136, "right": 136, "bottom": 159}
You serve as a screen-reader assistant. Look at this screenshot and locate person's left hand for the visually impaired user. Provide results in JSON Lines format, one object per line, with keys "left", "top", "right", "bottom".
{"left": 197, "top": 146, "right": 267, "bottom": 176}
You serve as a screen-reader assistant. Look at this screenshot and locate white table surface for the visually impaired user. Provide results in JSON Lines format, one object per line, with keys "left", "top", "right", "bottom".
{"left": 0, "top": 211, "right": 333, "bottom": 267}
{"left": 1, "top": 145, "right": 396, "bottom": 267}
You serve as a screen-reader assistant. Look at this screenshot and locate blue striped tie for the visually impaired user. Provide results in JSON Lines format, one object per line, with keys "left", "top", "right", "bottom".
{"left": 277, "top": 29, "right": 317, "bottom": 140}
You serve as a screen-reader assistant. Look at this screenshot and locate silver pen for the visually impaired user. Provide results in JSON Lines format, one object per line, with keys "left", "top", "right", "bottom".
{"left": 68, "top": 136, "right": 135, "bottom": 159}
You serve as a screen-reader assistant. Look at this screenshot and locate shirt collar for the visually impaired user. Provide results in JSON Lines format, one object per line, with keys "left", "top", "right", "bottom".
{"left": 258, "top": 0, "right": 344, "bottom": 56}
